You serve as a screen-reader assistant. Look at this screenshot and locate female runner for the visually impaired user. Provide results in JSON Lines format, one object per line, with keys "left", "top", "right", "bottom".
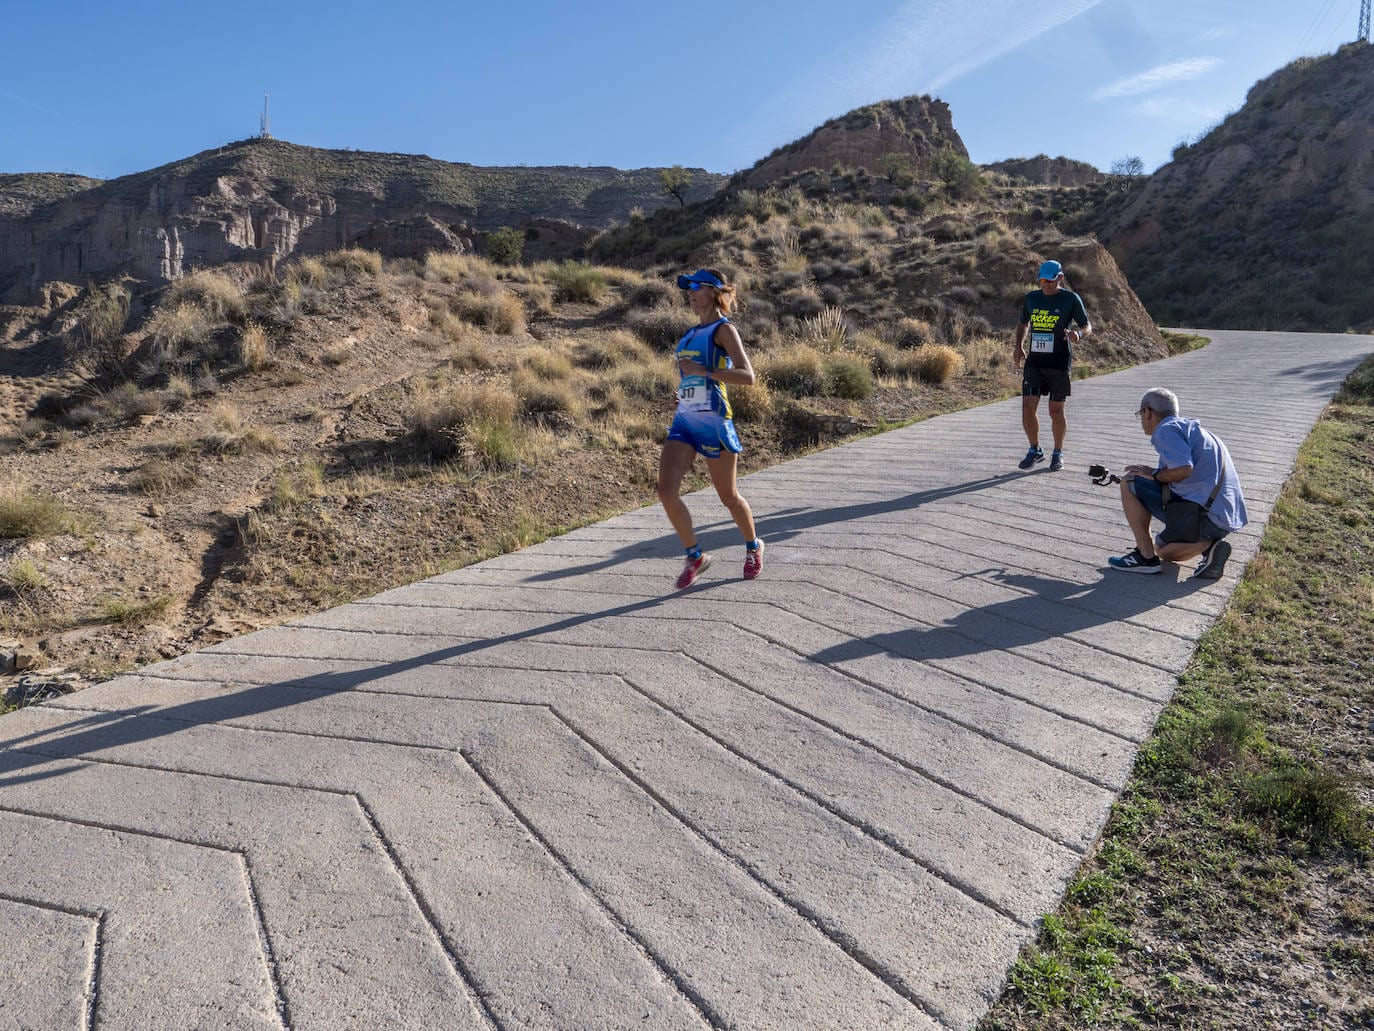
{"left": 656, "top": 267, "right": 764, "bottom": 589}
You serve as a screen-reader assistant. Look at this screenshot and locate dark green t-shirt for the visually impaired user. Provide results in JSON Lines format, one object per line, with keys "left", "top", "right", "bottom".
{"left": 1019, "top": 289, "right": 1089, "bottom": 370}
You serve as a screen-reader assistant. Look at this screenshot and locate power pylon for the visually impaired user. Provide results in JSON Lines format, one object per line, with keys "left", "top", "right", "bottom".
{"left": 1362, "top": 0, "right": 1371, "bottom": 42}
{"left": 259, "top": 94, "right": 272, "bottom": 139}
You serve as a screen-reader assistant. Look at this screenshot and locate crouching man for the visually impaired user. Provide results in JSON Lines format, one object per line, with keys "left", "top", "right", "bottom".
{"left": 1108, "top": 387, "right": 1248, "bottom": 578}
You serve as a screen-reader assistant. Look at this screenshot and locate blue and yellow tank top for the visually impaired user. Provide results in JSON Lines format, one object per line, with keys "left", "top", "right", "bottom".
{"left": 674, "top": 317, "right": 733, "bottom": 419}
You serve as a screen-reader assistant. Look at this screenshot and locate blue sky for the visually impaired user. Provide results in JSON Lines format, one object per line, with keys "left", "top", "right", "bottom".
{"left": 0, "top": 0, "right": 1363, "bottom": 182}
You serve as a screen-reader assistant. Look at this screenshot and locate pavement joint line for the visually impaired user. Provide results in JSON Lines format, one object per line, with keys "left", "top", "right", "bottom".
{"left": 335, "top": 591, "right": 1158, "bottom": 744}
{"left": 350, "top": 793, "right": 501, "bottom": 1031}
{"left": 616, "top": 670, "right": 1031, "bottom": 930}
{"left": 6, "top": 732, "right": 504, "bottom": 1030}
{"left": 459, "top": 748, "right": 722, "bottom": 1031}
{"left": 233, "top": 848, "right": 292, "bottom": 1031}
{"left": 122, "top": 646, "right": 1087, "bottom": 861}
{"left": 0, "top": 804, "right": 282, "bottom": 1021}
{"left": 223, "top": 615, "right": 1127, "bottom": 797}
{"left": 124, "top": 650, "right": 1093, "bottom": 854}
{"left": 4, "top": 747, "right": 493, "bottom": 1022}
{"left": 62, "top": 668, "right": 1047, "bottom": 934}
{"left": 681, "top": 650, "right": 1091, "bottom": 855}
{"left": 0, "top": 892, "right": 103, "bottom": 1031}
{"left": 540, "top": 706, "right": 954, "bottom": 1029}
{"left": 399, "top": 544, "right": 1208, "bottom": 650}
{"left": 19, "top": 702, "right": 680, "bottom": 1030}
{"left": 106, "top": 658, "right": 1088, "bottom": 913}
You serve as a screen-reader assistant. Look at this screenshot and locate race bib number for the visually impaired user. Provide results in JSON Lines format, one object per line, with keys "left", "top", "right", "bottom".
{"left": 1030, "top": 331, "right": 1055, "bottom": 354}
{"left": 676, "top": 374, "right": 710, "bottom": 412}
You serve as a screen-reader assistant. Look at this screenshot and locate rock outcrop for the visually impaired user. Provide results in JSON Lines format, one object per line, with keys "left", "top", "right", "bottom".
{"left": 0, "top": 139, "right": 727, "bottom": 305}
{"left": 985, "top": 155, "right": 1105, "bottom": 187}
{"left": 737, "top": 96, "right": 966, "bottom": 189}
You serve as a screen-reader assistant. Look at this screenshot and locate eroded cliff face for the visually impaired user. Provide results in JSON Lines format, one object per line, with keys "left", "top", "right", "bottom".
{"left": 0, "top": 139, "right": 724, "bottom": 305}
{"left": 737, "top": 95, "right": 966, "bottom": 189}
{"left": 1087, "top": 41, "right": 1374, "bottom": 330}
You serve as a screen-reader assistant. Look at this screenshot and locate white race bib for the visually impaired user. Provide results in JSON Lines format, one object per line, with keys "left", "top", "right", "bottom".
{"left": 1030, "top": 331, "right": 1055, "bottom": 354}
{"left": 676, "top": 374, "right": 710, "bottom": 412}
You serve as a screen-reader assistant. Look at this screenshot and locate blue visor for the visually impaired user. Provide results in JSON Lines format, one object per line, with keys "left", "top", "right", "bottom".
{"left": 677, "top": 269, "right": 724, "bottom": 290}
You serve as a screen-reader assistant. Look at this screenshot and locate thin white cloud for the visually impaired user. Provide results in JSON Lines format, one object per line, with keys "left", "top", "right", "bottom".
{"left": 1092, "top": 58, "right": 1222, "bottom": 100}
{"left": 726, "top": 0, "right": 1106, "bottom": 170}
{"left": 851, "top": 0, "right": 1108, "bottom": 98}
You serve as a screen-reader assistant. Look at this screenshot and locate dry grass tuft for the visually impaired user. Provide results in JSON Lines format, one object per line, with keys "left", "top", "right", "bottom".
{"left": 166, "top": 270, "right": 246, "bottom": 323}
{"left": 201, "top": 405, "right": 280, "bottom": 454}
{"left": 407, "top": 380, "right": 521, "bottom": 460}
{"left": 323, "top": 248, "right": 383, "bottom": 278}
{"left": 237, "top": 322, "right": 270, "bottom": 371}
{"left": 575, "top": 330, "right": 653, "bottom": 370}
{"left": 910, "top": 344, "right": 965, "bottom": 385}
{"left": 728, "top": 380, "right": 775, "bottom": 423}
{"left": 0, "top": 491, "right": 78, "bottom": 540}
{"left": 759, "top": 344, "right": 826, "bottom": 396}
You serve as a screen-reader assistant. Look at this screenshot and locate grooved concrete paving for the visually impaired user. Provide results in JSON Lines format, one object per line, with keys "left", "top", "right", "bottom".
{"left": 2, "top": 329, "right": 1369, "bottom": 1030}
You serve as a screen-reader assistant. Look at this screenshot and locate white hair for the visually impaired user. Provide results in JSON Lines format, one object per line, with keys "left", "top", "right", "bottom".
{"left": 1139, "top": 388, "right": 1179, "bottom": 417}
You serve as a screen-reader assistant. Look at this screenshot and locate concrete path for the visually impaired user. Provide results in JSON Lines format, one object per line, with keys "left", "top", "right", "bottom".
{"left": 1, "top": 330, "right": 1369, "bottom": 1030}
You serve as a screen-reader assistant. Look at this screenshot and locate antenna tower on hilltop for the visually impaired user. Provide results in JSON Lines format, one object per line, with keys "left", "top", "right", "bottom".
{"left": 259, "top": 94, "right": 272, "bottom": 139}
{"left": 1362, "top": 0, "right": 1371, "bottom": 42}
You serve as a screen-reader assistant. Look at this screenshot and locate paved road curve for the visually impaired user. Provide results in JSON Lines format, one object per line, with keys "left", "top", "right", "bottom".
{"left": 2, "top": 330, "right": 1369, "bottom": 1030}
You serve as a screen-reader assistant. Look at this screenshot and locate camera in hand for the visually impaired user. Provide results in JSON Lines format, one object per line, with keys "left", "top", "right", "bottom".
{"left": 1088, "top": 464, "right": 1121, "bottom": 486}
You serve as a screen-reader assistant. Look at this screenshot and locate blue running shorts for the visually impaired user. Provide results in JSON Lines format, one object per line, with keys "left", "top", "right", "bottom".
{"left": 667, "top": 410, "right": 743, "bottom": 459}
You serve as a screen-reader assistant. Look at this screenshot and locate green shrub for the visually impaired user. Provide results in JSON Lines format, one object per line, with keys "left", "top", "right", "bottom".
{"left": 1241, "top": 766, "right": 1364, "bottom": 846}
{"left": 824, "top": 356, "right": 874, "bottom": 399}
{"left": 549, "top": 260, "right": 607, "bottom": 304}
{"left": 486, "top": 227, "right": 526, "bottom": 266}
{"left": 932, "top": 149, "right": 984, "bottom": 199}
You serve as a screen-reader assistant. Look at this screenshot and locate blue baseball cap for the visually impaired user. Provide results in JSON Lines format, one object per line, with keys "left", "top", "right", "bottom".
{"left": 677, "top": 268, "right": 725, "bottom": 290}
{"left": 1037, "top": 260, "right": 1064, "bottom": 281}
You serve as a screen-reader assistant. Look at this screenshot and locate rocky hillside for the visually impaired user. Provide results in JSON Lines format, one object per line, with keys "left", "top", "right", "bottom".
{"left": 1088, "top": 40, "right": 1374, "bottom": 331}
{"left": 0, "top": 139, "right": 726, "bottom": 305}
{"left": 985, "top": 155, "right": 1104, "bottom": 187}
{"left": 737, "top": 96, "right": 966, "bottom": 189}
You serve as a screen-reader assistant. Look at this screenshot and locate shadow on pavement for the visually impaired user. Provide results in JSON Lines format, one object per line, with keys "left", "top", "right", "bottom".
{"left": 520, "top": 471, "right": 1027, "bottom": 583}
{"left": 0, "top": 586, "right": 722, "bottom": 787}
{"left": 809, "top": 566, "right": 1207, "bottom": 666}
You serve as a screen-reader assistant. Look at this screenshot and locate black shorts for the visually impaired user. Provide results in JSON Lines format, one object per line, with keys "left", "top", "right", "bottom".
{"left": 1022, "top": 364, "right": 1072, "bottom": 402}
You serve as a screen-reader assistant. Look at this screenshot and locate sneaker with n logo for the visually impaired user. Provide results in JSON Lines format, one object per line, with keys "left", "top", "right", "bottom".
{"left": 1108, "top": 547, "right": 1162, "bottom": 574}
